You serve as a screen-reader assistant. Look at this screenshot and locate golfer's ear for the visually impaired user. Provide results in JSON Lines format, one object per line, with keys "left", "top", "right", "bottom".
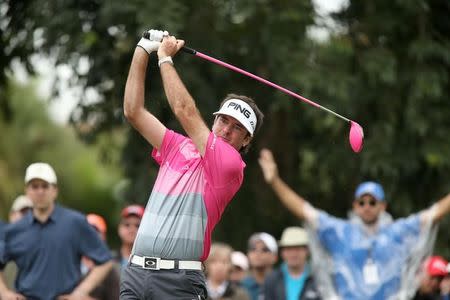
{"left": 242, "top": 135, "right": 252, "bottom": 148}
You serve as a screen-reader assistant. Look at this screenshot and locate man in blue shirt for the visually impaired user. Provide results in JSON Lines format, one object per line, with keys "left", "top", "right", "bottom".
{"left": 0, "top": 162, "right": 113, "bottom": 300}
{"left": 259, "top": 149, "right": 450, "bottom": 300}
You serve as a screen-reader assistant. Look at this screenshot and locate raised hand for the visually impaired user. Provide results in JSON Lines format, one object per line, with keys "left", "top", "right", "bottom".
{"left": 258, "top": 148, "right": 279, "bottom": 184}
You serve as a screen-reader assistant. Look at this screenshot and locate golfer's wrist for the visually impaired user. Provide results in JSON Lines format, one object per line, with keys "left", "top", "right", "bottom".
{"left": 158, "top": 56, "right": 173, "bottom": 67}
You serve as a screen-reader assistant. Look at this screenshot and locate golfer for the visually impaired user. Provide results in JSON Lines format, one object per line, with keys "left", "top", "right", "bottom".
{"left": 259, "top": 148, "right": 450, "bottom": 300}
{"left": 121, "top": 29, "right": 264, "bottom": 299}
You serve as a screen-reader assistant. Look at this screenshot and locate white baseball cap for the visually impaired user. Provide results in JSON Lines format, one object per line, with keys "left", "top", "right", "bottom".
{"left": 11, "top": 195, "right": 33, "bottom": 212}
{"left": 213, "top": 99, "right": 257, "bottom": 136}
{"left": 25, "top": 162, "right": 57, "bottom": 184}
{"left": 231, "top": 251, "right": 249, "bottom": 271}
{"left": 248, "top": 232, "right": 278, "bottom": 254}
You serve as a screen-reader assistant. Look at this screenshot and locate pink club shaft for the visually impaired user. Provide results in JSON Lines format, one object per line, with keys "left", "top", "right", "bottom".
{"left": 193, "top": 51, "right": 351, "bottom": 123}
{"left": 181, "top": 46, "right": 364, "bottom": 152}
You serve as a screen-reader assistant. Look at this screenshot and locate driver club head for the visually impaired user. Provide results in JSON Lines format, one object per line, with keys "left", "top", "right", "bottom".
{"left": 349, "top": 121, "right": 364, "bottom": 153}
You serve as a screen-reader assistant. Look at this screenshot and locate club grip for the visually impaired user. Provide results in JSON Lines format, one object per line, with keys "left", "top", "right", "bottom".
{"left": 142, "top": 31, "right": 196, "bottom": 55}
{"left": 142, "top": 31, "right": 150, "bottom": 39}
{"left": 181, "top": 46, "right": 197, "bottom": 55}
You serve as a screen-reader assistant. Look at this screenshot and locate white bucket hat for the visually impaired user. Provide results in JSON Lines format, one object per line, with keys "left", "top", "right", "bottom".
{"left": 213, "top": 99, "right": 257, "bottom": 136}
{"left": 278, "top": 226, "right": 309, "bottom": 247}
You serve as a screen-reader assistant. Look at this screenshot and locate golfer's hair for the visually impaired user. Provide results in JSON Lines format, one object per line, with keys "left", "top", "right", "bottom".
{"left": 219, "top": 94, "right": 264, "bottom": 154}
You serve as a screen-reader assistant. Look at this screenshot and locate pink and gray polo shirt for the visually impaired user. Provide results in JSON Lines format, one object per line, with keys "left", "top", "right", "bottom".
{"left": 132, "top": 129, "right": 245, "bottom": 261}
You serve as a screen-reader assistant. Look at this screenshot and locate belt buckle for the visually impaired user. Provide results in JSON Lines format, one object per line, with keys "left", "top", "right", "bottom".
{"left": 143, "top": 256, "right": 160, "bottom": 270}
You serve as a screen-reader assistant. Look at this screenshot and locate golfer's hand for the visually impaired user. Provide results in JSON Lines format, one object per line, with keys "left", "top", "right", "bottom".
{"left": 157, "top": 35, "right": 185, "bottom": 59}
{"left": 137, "top": 29, "right": 169, "bottom": 54}
{"left": 258, "top": 148, "right": 279, "bottom": 184}
{"left": 0, "top": 290, "right": 26, "bottom": 300}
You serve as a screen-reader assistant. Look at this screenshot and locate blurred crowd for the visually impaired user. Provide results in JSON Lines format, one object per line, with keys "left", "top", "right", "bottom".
{"left": 0, "top": 162, "right": 449, "bottom": 300}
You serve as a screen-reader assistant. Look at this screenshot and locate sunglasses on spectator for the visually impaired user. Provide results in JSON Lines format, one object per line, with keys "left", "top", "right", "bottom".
{"left": 248, "top": 246, "right": 271, "bottom": 253}
{"left": 356, "top": 199, "right": 377, "bottom": 207}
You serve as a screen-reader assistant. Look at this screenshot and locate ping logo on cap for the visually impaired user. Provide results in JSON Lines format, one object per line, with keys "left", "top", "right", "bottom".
{"left": 226, "top": 101, "right": 252, "bottom": 119}
{"left": 213, "top": 99, "right": 257, "bottom": 136}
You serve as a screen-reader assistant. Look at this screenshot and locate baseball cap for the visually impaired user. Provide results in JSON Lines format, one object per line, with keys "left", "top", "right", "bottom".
{"left": 121, "top": 205, "right": 145, "bottom": 219}
{"left": 231, "top": 251, "right": 249, "bottom": 271}
{"left": 278, "top": 226, "right": 309, "bottom": 247}
{"left": 25, "top": 162, "right": 57, "bottom": 184}
{"left": 424, "top": 256, "right": 449, "bottom": 276}
{"left": 213, "top": 99, "right": 257, "bottom": 136}
{"left": 248, "top": 232, "right": 278, "bottom": 254}
{"left": 354, "top": 181, "right": 385, "bottom": 202}
{"left": 86, "top": 213, "right": 107, "bottom": 239}
{"left": 11, "top": 195, "right": 33, "bottom": 212}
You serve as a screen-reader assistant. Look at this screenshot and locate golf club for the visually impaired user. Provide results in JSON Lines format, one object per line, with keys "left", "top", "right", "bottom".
{"left": 143, "top": 32, "right": 364, "bottom": 152}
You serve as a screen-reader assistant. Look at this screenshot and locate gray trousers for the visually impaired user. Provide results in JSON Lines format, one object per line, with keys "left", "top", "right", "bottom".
{"left": 120, "top": 264, "right": 207, "bottom": 299}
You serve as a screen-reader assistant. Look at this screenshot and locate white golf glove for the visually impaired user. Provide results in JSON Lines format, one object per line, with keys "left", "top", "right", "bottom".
{"left": 137, "top": 29, "right": 169, "bottom": 54}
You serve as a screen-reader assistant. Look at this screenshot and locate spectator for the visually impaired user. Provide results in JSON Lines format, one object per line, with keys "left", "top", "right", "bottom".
{"left": 441, "top": 263, "right": 450, "bottom": 300}
{"left": 2, "top": 195, "right": 33, "bottom": 290}
{"left": 83, "top": 213, "right": 120, "bottom": 300}
{"left": 9, "top": 195, "right": 32, "bottom": 223}
{"left": 258, "top": 149, "right": 450, "bottom": 299}
{"left": 205, "top": 242, "right": 250, "bottom": 300}
{"left": 241, "top": 232, "right": 278, "bottom": 300}
{"left": 0, "top": 162, "right": 113, "bottom": 299}
{"left": 264, "top": 226, "right": 321, "bottom": 300}
{"left": 115, "top": 204, "right": 144, "bottom": 269}
{"left": 121, "top": 29, "right": 264, "bottom": 299}
{"left": 230, "top": 251, "right": 249, "bottom": 284}
{"left": 413, "top": 256, "right": 449, "bottom": 300}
